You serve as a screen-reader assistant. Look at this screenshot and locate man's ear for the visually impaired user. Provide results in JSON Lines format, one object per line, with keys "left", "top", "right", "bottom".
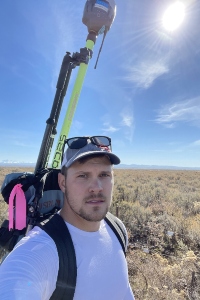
{"left": 58, "top": 172, "right": 66, "bottom": 193}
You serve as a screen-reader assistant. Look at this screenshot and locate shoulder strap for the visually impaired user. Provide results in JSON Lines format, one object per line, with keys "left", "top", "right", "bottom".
{"left": 104, "top": 212, "right": 127, "bottom": 256}
{"left": 39, "top": 214, "right": 77, "bottom": 300}
{"left": 39, "top": 212, "right": 126, "bottom": 299}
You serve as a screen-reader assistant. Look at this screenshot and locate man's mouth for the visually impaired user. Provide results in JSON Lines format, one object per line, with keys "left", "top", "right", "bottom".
{"left": 86, "top": 199, "right": 105, "bottom": 204}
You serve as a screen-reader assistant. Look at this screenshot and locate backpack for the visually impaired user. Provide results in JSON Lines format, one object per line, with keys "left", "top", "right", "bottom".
{"left": 0, "top": 168, "right": 63, "bottom": 252}
{"left": 0, "top": 168, "right": 127, "bottom": 300}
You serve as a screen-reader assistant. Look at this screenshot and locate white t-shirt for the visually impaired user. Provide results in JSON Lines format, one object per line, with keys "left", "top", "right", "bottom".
{"left": 0, "top": 219, "right": 135, "bottom": 300}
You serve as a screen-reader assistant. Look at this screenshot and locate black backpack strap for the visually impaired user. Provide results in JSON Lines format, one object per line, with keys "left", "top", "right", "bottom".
{"left": 39, "top": 214, "right": 77, "bottom": 300}
{"left": 39, "top": 212, "right": 126, "bottom": 299}
{"left": 104, "top": 212, "right": 127, "bottom": 256}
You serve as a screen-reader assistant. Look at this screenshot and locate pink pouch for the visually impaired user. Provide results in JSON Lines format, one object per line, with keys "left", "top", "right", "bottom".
{"left": 9, "top": 184, "right": 26, "bottom": 230}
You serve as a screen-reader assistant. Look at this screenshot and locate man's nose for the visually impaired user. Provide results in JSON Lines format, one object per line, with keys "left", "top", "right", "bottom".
{"left": 88, "top": 178, "right": 103, "bottom": 193}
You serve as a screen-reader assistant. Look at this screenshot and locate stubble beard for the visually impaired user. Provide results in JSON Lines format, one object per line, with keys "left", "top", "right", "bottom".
{"left": 64, "top": 189, "right": 111, "bottom": 222}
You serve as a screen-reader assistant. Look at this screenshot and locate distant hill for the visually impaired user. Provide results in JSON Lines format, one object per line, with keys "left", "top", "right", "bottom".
{"left": 0, "top": 162, "right": 35, "bottom": 167}
{"left": 0, "top": 161, "right": 200, "bottom": 170}
{"left": 115, "top": 164, "right": 200, "bottom": 171}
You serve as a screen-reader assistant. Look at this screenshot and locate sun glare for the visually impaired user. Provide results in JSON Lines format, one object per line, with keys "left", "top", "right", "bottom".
{"left": 162, "top": 2, "right": 185, "bottom": 31}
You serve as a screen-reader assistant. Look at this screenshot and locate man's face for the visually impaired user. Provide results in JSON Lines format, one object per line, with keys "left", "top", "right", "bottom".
{"left": 59, "top": 156, "right": 114, "bottom": 230}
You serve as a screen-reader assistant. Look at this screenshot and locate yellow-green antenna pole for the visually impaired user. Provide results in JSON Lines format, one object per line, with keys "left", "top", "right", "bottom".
{"left": 51, "top": 0, "right": 117, "bottom": 168}
{"left": 51, "top": 38, "right": 94, "bottom": 168}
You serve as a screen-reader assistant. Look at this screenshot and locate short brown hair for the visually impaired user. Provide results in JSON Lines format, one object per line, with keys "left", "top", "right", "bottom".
{"left": 61, "top": 154, "right": 112, "bottom": 176}
{"left": 77, "top": 153, "right": 111, "bottom": 165}
{"left": 61, "top": 166, "right": 67, "bottom": 176}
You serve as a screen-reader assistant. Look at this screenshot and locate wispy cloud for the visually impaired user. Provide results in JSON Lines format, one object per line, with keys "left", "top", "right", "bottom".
{"left": 120, "top": 112, "right": 133, "bottom": 127}
{"left": 12, "top": 141, "right": 35, "bottom": 148}
{"left": 0, "top": 128, "right": 38, "bottom": 147}
{"left": 164, "top": 123, "right": 176, "bottom": 128}
{"left": 155, "top": 96, "right": 200, "bottom": 127}
{"left": 189, "top": 140, "right": 200, "bottom": 147}
{"left": 71, "top": 120, "right": 83, "bottom": 131}
{"left": 124, "top": 59, "right": 169, "bottom": 89}
{"left": 120, "top": 110, "right": 135, "bottom": 143}
{"left": 20, "top": 2, "right": 84, "bottom": 88}
{"left": 0, "top": 128, "right": 38, "bottom": 161}
{"left": 102, "top": 122, "right": 120, "bottom": 133}
{"left": 100, "top": 110, "right": 135, "bottom": 143}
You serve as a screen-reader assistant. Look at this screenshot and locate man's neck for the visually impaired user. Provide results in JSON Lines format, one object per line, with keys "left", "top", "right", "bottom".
{"left": 60, "top": 208, "right": 101, "bottom": 232}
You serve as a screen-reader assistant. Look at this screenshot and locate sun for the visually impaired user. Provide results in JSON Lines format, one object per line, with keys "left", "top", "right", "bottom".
{"left": 162, "top": 1, "right": 185, "bottom": 31}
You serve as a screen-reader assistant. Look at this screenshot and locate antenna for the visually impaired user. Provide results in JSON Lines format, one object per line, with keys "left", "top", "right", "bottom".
{"left": 82, "top": 0, "right": 116, "bottom": 34}
{"left": 94, "top": 29, "right": 107, "bottom": 69}
{"left": 35, "top": 0, "right": 117, "bottom": 171}
{"left": 82, "top": 0, "right": 116, "bottom": 68}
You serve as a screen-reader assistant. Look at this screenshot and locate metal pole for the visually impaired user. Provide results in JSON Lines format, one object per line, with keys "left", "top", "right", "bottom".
{"left": 51, "top": 33, "right": 96, "bottom": 168}
{"left": 35, "top": 52, "right": 73, "bottom": 172}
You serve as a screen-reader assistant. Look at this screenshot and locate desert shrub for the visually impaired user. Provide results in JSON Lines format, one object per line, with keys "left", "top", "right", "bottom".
{"left": 127, "top": 249, "right": 200, "bottom": 300}
{"left": 192, "top": 201, "right": 200, "bottom": 215}
{"left": 0, "top": 200, "right": 8, "bottom": 261}
{"left": 156, "top": 212, "right": 177, "bottom": 233}
{"left": 1, "top": 167, "right": 200, "bottom": 298}
{"left": 111, "top": 200, "right": 152, "bottom": 229}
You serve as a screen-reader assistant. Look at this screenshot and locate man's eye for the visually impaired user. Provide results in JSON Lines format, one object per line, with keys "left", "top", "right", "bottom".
{"left": 100, "top": 173, "right": 110, "bottom": 177}
{"left": 78, "top": 174, "right": 87, "bottom": 178}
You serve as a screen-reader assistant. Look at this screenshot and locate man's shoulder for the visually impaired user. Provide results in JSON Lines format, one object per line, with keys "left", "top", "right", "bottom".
{"left": 105, "top": 212, "right": 128, "bottom": 252}
{"left": 105, "top": 212, "right": 127, "bottom": 232}
{"left": 16, "top": 225, "right": 57, "bottom": 249}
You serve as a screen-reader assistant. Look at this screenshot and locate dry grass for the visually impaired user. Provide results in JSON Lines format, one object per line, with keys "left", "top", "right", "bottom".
{"left": 111, "top": 169, "right": 200, "bottom": 300}
{"left": 1, "top": 167, "right": 200, "bottom": 299}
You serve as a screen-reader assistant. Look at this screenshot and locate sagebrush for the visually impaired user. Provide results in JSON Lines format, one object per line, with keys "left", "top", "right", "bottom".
{"left": 1, "top": 167, "right": 200, "bottom": 299}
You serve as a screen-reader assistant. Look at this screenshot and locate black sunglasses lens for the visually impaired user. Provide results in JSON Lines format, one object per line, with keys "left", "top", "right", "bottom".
{"left": 91, "top": 136, "right": 110, "bottom": 146}
{"left": 68, "top": 138, "right": 87, "bottom": 149}
{"left": 66, "top": 136, "right": 111, "bottom": 150}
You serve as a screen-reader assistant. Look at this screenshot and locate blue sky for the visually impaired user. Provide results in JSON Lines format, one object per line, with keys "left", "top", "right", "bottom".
{"left": 0, "top": 0, "right": 200, "bottom": 167}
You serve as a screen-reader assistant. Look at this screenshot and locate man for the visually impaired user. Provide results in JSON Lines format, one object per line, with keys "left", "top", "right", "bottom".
{"left": 0, "top": 136, "right": 135, "bottom": 300}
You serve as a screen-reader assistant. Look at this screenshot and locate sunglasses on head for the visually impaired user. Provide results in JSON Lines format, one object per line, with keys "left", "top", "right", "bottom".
{"left": 64, "top": 136, "right": 112, "bottom": 150}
